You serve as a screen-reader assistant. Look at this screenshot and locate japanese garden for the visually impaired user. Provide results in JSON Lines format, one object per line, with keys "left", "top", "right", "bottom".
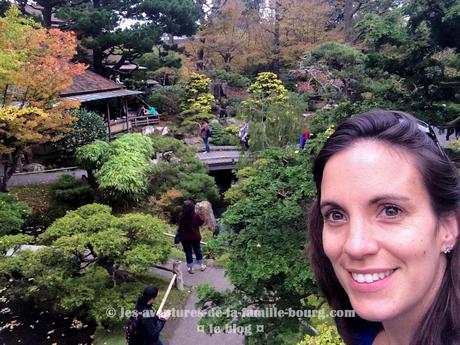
{"left": 1, "top": 0, "right": 460, "bottom": 344}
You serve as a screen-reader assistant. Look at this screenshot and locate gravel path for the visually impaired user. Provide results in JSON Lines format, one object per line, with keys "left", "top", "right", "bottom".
{"left": 150, "top": 260, "right": 244, "bottom": 345}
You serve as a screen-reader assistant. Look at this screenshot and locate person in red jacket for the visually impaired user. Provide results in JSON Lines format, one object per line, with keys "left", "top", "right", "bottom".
{"left": 178, "top": 200, "right": 206, "bottom": 273}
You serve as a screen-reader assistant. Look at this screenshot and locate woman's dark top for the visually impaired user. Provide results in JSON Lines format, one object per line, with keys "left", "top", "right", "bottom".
{"left": 353, "top": 328, "right": 378, "bottom": 345}
{"left": 178, "top": 212, "right": 204, "bottom": 242}
{"left": 138, "top": 306, "right": 165, "bottom": 345}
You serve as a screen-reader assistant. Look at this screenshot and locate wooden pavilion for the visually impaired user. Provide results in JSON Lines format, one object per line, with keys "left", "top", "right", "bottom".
{"left": 60, "top": 70, "right": 159, "bottom": 139}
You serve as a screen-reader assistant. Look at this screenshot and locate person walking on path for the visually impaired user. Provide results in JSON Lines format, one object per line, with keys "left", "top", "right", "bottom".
{"left": 299, "top": 128, "right": 310, "bottom": 149}
{"left": 199, "top": 120, "right": 211, "bottom": 153}
{"left": 178, "top": 200, "right": 206, "bottom": 274}
{"left": 238, "top": 121, "right": 249, "bottom": 150}
{"left": 134, "top": 286, "right": 170, "bottom": 345}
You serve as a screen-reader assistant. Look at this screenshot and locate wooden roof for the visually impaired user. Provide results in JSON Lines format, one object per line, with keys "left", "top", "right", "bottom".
{"left": 61, "top": 70, "right": 123, "bottom": 97}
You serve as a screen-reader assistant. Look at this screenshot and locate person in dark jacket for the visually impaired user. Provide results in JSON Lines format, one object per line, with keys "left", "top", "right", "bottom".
{"left": 178, "top": 200, "right": 206, "bottom": 273}
{"left": 135, "top": 286, "right": 170, "bottom": 345}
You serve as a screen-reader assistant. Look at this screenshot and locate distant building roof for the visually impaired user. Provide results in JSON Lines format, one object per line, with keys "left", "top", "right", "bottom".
{"left": 61, "top": 89, "right": 143, "bottom": 103}
{"left": 24, "top": 4, "right": 64, "bottom": 25}
{"left": 60, "top": 70, "right": 123, "bottom": 97}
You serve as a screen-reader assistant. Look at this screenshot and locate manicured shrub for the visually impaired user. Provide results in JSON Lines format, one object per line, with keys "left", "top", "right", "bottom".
{"left": 53, "top": 109, "right": 107, "bottom": 165}
{"left": 50, "top": 175, "right": 95, "bottom": 205}
{"left": 0, "top": 193, "right": 32, "bottom": 235}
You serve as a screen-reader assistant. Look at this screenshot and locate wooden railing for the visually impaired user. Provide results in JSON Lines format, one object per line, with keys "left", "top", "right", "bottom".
{"left": 129, "top": 114, "right": 160, "bottom": 128}
{"left": 108, "top": 114, "right": 161, "bottom": 137}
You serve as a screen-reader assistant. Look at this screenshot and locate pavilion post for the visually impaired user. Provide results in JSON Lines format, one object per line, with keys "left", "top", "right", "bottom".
{"left": 106, "top": 101, "right": 112, "bottom": 140}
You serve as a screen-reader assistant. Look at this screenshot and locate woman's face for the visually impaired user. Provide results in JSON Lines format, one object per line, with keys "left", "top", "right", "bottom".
{"left": 320, "top": 140, "right": 452, "bottom": 325}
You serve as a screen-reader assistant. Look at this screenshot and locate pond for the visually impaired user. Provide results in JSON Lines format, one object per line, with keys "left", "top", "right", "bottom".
{"left": 0, "top": 292, "right": 95, "bottom": 345}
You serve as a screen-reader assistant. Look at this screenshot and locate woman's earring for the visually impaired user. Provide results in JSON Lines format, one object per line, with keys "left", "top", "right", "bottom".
{"left": 443, "top": 246, "right": 453, "bottom": 254}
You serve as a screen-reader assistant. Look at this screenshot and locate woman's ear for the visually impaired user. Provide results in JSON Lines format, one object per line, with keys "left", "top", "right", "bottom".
{"left": 439, "top": 211, "right": 459, "bottom": 252}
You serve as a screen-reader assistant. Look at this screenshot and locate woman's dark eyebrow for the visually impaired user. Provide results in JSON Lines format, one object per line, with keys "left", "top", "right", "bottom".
{"left": 319, "top": 201, "right": 342, "bottom": 211}
{"left": 369, "top": 195, "right": 410, "bottom": 205}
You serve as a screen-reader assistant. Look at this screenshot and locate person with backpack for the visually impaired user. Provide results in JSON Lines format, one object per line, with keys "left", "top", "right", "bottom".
{"left": 199, "top": 119, "right": 211, "bottom": 153}
{"left": 126, "top": 286, "right": 170, "bottom": 345}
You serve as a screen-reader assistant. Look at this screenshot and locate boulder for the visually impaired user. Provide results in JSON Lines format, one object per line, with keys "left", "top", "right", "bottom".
{"left": 22, "top": 163, "right": 45, "bottom": 172}
{"left": 195, "top": 201, "right": 217, "bottom": 233}
{"left": 142, "top": 126, "right": 156, "bottom": 135}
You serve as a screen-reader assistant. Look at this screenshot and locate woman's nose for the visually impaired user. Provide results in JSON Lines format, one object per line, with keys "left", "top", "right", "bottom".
{"left": 343, "top": 218, "right": 379, "bottom": 259}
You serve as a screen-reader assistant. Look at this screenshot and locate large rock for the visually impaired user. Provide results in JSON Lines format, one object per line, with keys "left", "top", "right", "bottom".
{"left": 195, "top": 201, "right": 217, "bottom": 233}
{"left": 22, "top": 163, "right": 45, "bottom": 172}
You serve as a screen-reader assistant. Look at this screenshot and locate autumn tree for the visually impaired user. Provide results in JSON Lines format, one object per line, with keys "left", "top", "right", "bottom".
{"left": 199, "top": 0, "right": 253, "bottom": 71}
{"left": 0, "top": 7, "right": 85, "bottom": 192}
{"left": 187, "top": 0, "right": 336, "bottom": 74}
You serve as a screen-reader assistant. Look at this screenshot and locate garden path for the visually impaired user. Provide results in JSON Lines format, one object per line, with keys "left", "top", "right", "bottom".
{"left": 2, "top": 145, "right": 242, "bottom": 185}
{"left": 150, "top": 260, "right": 244, "bottom": 345}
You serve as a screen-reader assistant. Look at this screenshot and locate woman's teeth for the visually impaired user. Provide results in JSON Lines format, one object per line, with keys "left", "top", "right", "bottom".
{"left": 351, "top": 270, "right": 393, "bottom": 283}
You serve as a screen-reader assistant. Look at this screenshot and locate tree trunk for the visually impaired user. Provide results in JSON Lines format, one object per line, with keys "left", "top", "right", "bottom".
{"left": 93, "top": 49, "right": 106, "bottom": 76}
{"left": 0, "top": 150, "right": 21, "bottom": 193}
{"left": 42, "top": 4, "right": 52, "bottom": 28}
{"left": 272, "top": 0, "right": 281, "bottom": 75}
{"left": 196, "top": 38, "right": 205, "bottom": 71}
{"left": 344, "top": 0, "right": 353, "bottom": 43}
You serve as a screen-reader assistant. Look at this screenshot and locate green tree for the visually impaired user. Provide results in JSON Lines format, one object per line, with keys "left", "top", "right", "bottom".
{"left": 299, "top": 42, "right": 365, "bottom": 98}
{"left": 56, "top": 0, "right": 199, "bottom": 76}
{"left": 0, "top": 203, "right": 172, "bottom": 326}
{"left": 75, "top": 139, "right": 112, "bottom": 188}
{"left": 147, "top": 136, "right": 220, "bottom": 220}
{"left": 197, "top": 148, "right": 318, "bottom": 344}
{"left": 242, "top": 73, "right": 305, "bottom": 150}
{"left": 76, "top": 133, "right": 154, "bottom": 203}
{"left": 407, "top": 0, "right": 460, "bottom": 51}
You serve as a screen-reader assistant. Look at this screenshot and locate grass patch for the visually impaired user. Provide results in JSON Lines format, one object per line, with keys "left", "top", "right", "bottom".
{"left": 11, "top": 183, "right": 54, "bottom": 213}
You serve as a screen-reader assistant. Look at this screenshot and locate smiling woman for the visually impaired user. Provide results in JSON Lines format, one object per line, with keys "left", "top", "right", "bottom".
{"left": 308, "top": 110, "right": 460, "bottom": 345}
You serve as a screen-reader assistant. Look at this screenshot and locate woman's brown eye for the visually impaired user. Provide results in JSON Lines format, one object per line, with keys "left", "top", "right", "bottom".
{"left": 326, "top": 211, "right": 343, "bottom": 221}
{"left": 383, "top": 206, "right": 401, "bottom": 217}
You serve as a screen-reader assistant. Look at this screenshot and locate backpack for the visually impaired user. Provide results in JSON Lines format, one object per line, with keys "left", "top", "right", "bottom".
{"left": 126, "top": 313, "right": 142, "bottom": 345}
{"left": 207, "top": 127, "right": 212, "bottom": 137}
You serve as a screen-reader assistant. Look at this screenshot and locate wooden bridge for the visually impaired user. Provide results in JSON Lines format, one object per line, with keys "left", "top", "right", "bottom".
{"left": 195, "top": 146, "right": 244, "bottom": 171}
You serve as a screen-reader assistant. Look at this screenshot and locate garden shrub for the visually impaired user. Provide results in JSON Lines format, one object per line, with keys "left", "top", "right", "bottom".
{"left": 177, "top": 172, "right": 220, "bottom": 204}
{"left": 53, "top": 109, "right": 107, "bottom": 166}
{"left": 97, "top": 153, "right": 151, "bottom": 202}
{"left": 244, "top": 72, "right": 288, "bottom": 105}
{"left": 50, "top": 174, "right": 95, "bottom": 205}
{"left": 148, "top": 189, "right": 184, "bottom": 221}
{"left": 210, "top": 69, "right": 250, "bottom": 88}
{"left": 111, "top": 133, "right": 154, "bottom": 158}
{"left": 0, "top": 193, "right": 32, "bottom": 235}
{"left": 147, "top": 85, "right": 185, "bottom": 115}
{"left": 147, "top": 137, "right": 219, "bottom": 221}
{"left": 180, "top": 112, "right": 217, "bottom": 132}
{"left": 75, "top": 140, "right": 112, "bottom": 171}
{"left": 182, "top": 73, "right": 215, "bottom": 115}
{"left": 297, "top": 323, "right": 344, "bottom": 345}
{"left": 76, "top": 134, "right": 156, "bottom": 204}
{"left": 208, "top": 120, "right": 238, "bottom": 146}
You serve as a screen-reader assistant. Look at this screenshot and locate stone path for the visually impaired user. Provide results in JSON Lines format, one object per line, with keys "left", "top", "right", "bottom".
{"left": 150, "top": 260, "right": 244, "bottom": 345}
